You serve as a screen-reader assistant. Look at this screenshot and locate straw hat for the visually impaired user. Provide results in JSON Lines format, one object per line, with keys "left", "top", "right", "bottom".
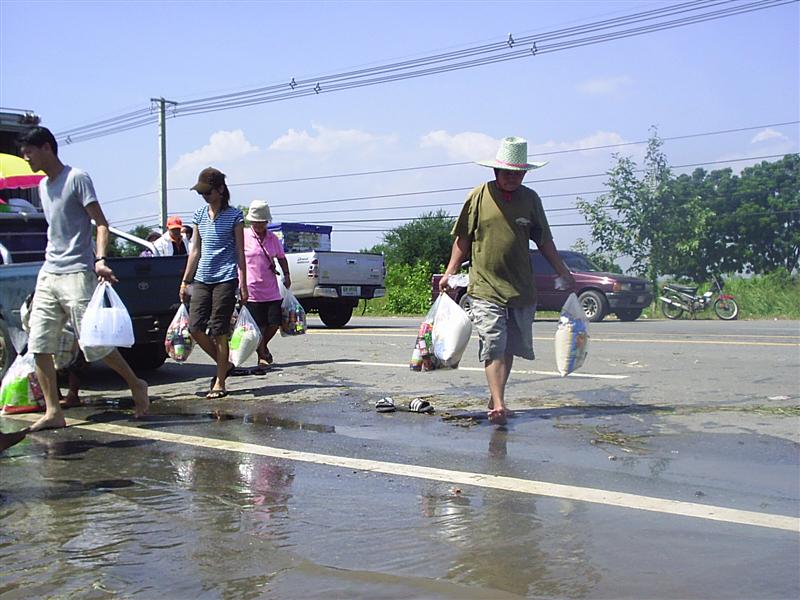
{"left": 247, "top": 200, "right": 272, "bottom": 222}
{"left": 476, "top": 136, "right": 547, "bottom": 171}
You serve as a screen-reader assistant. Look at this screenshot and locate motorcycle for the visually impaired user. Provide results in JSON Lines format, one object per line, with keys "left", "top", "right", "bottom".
{"left": 660, "top": 275, "right": 739, "bottom": 320}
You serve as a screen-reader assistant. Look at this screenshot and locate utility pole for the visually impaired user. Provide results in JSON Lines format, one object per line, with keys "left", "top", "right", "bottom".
{"left": 151, "top": 97, "right": 178, "bottom": 230}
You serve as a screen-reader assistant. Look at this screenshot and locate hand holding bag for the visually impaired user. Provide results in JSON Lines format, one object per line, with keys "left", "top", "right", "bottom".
{"left": 79, "top": 281, "right": 135, "bottom": 348}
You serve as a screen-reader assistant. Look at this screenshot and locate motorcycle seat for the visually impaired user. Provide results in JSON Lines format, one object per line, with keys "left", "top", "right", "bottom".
{"left": 669, "top": 284, "right": 697, "bottom": 294}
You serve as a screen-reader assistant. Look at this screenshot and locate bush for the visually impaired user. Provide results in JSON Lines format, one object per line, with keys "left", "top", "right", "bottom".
{"left": 365, "top": 262, "right": 436, "bottom": 316}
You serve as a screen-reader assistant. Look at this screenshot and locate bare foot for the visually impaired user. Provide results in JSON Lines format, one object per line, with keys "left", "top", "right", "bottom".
{"left": 29, "top": 412, "right": 67, "bottom": 432}
{"left": 488, "top": 408, "right": 508, "bottom": 425}
{"left": 0, "top": 429, "right": 28, "bottom": 451}
{"left": 131, "top": 378, "right": 149, "bottom": 418}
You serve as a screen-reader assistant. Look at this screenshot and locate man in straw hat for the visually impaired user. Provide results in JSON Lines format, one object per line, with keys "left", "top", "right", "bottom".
{"left": 439, "top": 136, "right": 575, "bottom": 425}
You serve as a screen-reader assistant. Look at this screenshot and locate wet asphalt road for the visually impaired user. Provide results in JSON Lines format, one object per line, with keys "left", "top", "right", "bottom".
{"left": 1, "top": 316, "right": 798, "bottom": 599}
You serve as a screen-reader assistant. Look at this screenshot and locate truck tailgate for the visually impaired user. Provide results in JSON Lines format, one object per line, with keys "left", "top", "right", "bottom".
{"left": 316, "top": 252, "right": 384, "bottom": 286}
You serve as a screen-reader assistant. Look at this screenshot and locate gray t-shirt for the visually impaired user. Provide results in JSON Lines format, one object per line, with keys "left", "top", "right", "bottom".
{"left": 39, "top": 165, "right": 99, "bottom": 273}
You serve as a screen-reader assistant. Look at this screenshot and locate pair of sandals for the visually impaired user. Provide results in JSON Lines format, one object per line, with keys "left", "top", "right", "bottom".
{"left": 375, "top": 397, "right": 434, "bottom": 414}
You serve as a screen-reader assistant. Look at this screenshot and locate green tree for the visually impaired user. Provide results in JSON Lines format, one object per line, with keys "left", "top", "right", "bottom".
{"left": 365, "top": 209, "right": 454, "bottom": 268}
{"left": 577, "top": 128, "right": 710, "bottom": 286}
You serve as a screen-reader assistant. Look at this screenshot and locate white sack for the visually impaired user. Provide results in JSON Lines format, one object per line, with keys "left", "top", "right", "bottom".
{"left": 431, "top": 293, "right": 472, "bottom": 368}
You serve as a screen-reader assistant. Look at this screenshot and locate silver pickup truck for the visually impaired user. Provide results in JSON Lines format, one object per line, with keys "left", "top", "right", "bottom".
{"left": 282, "top": 250, "right": 385, "bottom": 328}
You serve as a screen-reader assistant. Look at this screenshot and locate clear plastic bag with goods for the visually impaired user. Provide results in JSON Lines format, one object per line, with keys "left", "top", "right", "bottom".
{"left": 0, "top": 353, "right": 45, "bottom": 414}
{"left": 164, "top": 304, "right": 194, "bottom": 362}
{"left": 280, "top": 286, "right": 307, "bottom": 337}
{"left": 229, "top": 305, "right": 262, "bottom": 367}
{"left": 410, "top": 301, "right": 439, "bottom": 371}
{"left": 79, "top": 281, "right": 135, "bottom": 348}
{"left": 431, "top": 293, "right": 472, "bottom": 368}
{"left": 554, "top": 292, "right": 590, "bottom": 376}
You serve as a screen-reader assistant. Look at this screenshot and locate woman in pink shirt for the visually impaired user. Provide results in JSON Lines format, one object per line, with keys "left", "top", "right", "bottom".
{"left": 243, "top": 200, "right": 291, "bottom": 368}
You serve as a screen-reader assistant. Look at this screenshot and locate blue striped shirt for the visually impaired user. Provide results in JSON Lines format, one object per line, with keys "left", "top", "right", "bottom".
{"left": 193, "top": 205, "right": 244, "bottom": 284}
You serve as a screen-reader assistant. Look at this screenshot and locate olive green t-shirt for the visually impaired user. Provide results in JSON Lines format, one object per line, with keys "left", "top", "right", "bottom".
{"left": 451, "top": 181, "right": 552, "bottom": 306}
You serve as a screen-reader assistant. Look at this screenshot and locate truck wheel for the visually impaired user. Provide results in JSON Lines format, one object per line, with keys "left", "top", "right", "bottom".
{"left": 0, "top": 319, "right": 16, "bottom": 378}
{"left": 458, "top": 293, "right": 473, "bottom": 313}
{"left": 615, "top": 308, "right": 642, "bottom": 321}
{"left": 578, "top": 290, "right": 608, "bottom": 322}
{"left": 120, "top": 343, "right": 167, "bottom": 371}
{"left": 319, "top": 304, "right": 353, "bottom": 328}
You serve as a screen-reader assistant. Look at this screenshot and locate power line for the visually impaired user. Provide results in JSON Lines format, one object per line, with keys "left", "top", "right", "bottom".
{"left": 55, "top": 0, "right": 796, "bottom": 144}
{"left": 100, "top": 121, "right": 800, "bottom": 206}
{"left": 109, "top": 153, "right": 797, "bottom": 228}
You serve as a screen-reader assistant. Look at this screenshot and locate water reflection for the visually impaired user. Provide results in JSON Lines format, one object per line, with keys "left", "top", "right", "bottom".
{"left": 417, "top": 435, "right": 602, "bottom": 598}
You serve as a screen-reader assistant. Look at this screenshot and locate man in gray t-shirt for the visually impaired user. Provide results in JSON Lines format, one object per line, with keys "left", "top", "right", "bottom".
{"left": 17, "top": 126, "right": 149, "bottom": 432}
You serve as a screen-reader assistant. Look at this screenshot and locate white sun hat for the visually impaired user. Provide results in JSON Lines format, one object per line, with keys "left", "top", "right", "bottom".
{"left": 247, "top": 200, "right": 272, "bottom": 222}
{"left": 476, "top": 136, "right": 547, "bottom": 171}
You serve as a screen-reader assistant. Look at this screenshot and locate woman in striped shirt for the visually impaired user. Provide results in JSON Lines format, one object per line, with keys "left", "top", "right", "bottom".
{"left": 180, "top": 167, "right": 248, "bottom": 399}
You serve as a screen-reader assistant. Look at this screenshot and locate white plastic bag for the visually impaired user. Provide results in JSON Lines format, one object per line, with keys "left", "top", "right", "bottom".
{"left": 280, "top": 287, "right": 307, "bottom": 337}
{"left": 79, "top": 282, "right": 135, "bottom": 348}
{"left": 229, "top": 305, "right": 262, "bottom": 367}
{"left": 431, "top": 294, "right": 472, "bottom": 368}
{"left": 554, "top": 293, "right": 590, "bottom": 376}
{"left": 165, "top": 304, "right": 194, "bottom": 362}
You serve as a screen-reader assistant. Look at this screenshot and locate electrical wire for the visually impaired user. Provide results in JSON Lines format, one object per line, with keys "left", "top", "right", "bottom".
{"left": 55, "top": 0, "right": 796, "bottom": 144}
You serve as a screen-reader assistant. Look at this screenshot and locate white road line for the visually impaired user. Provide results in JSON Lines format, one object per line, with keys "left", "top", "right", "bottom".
{"left": 345, "top": 361, "right": 629, "bottom": 380}
{"left": 7, "top": 415, "right": 797, "bottom": 533}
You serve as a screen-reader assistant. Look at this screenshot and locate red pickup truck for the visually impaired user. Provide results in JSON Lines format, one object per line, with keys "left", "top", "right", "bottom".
{"left": 431, "top": 250, "right": 653, "bottom": 322}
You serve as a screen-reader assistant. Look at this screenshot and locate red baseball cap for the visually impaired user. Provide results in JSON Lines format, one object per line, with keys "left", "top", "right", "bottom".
{"left": 166, "top": 216, "right": 183, "bottom": 229}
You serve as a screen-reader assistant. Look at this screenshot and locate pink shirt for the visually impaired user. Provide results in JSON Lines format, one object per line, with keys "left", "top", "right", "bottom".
{"left": 243, "top": 229, "right": 285, "bottom": 302}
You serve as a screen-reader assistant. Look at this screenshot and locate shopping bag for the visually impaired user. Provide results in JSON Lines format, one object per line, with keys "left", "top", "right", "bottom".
{"left": 0, "top": 354, "right": 44, "bottom": 414}
{"left": 431, "top": 293, "right": 472, "bottom": 368}
{"left": 229, "top": 305, "right": 262, "bottom": 366}
{"left": 554, "top": 293, "right": 590, "bottom": 376}
{"left": 280, "top": 287, "right": 306, "bottom": 337}
{"left": 165, "top": 304, "right": 194, "bottom": 362}
{"left": 410, "top": 301, "right": 439, "bottom": 371}
{"left": 79, "top": 282, "right": 135, "bottom": 348}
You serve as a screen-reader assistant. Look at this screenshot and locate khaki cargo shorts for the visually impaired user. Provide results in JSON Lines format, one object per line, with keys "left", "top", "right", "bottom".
{"left": 28, "top": 270, "right": 113, "bottom": 363}
{"left": 468, "top": 296, "right": 536, "bottom": 362}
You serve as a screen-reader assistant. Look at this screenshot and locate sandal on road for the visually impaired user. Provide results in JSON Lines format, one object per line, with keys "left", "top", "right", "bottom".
{"left": 206, "top": 389, "right": 228, "bottom": 400}
{"left": 375, "top": 397, "right": 396, "bottom": 413}
{"left": 409, "top": 398, "right": 434, "bottom": 414}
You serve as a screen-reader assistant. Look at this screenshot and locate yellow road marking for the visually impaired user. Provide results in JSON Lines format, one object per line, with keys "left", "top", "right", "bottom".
{"left": 7, "top": 414, "right": 798, "bottom": 533}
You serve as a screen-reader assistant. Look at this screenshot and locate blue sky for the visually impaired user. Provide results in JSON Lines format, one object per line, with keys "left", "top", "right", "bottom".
{"left": 1, "top": 0, "right": 798, "bottom": 256}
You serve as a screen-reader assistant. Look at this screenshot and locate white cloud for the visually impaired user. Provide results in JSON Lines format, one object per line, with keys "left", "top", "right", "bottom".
{"left": 419, "top": 130, "right": 499, "bottom": 161}
{"left": 577, "top": 76, "right": 632, "bottom": 95}
{"left": 269, "top": 125, "right": 392, "bottom": 153}
{"left": 171, "top": 130, "right": 259, "bottom": 174}
{"left": 751, "top": 128, "right": 786, "bottom": 144}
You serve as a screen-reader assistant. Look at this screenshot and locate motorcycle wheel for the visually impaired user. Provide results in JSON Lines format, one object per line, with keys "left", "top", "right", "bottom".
{"left": 714, "top": 297, "right": 739, "bottom": 320}
{"left": 661, "top": 301, "right": 684, "bottom": 320}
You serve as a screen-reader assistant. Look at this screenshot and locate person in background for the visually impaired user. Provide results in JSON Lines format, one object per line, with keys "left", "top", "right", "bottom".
{"left": 154, "top": 215, "right": 190, "bottom": 256}
{"left": 180, "top": 167, "right": 247, "bottom": 399}
{"left": 181, "top": 224, "right": 194, "bottom": 251}
{"left": 17, "top": 126, "right": 149, "bottom": 431}
{"left": 242, "top": 200, "right": 290, "bottom": 370}
{"left": 439, "top": 136, "right": 575, "bottom": 425}
{"left": 139, "top": 231, "right": 162, "bottom": 257}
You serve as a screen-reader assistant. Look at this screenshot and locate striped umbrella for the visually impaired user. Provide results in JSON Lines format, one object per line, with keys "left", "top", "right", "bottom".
{"left": 0, "top": 153, "right": 45, "bottom": 189}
